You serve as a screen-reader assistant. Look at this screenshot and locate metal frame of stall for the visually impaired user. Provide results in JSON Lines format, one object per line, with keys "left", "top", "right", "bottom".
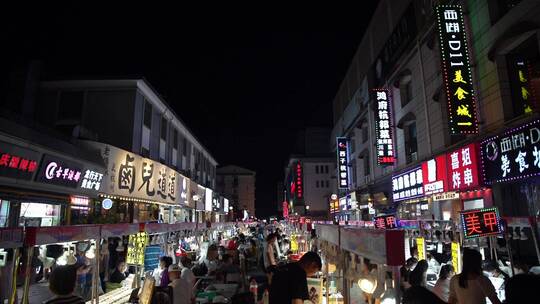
{"left": 0, "top": 227, "right": 24, "bottom": 304}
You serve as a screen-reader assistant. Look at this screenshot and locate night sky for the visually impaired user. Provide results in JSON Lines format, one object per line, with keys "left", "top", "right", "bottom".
{"left": 3, "top": 4, "right": 378, "bottom": 217}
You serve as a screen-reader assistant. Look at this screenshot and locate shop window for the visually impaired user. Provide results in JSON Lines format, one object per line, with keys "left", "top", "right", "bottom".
{"left": 57, "top": 91, "right": 83, "bottom": 121}
{"left": 143, "top": 100, "right": 152, "bottom": 128}
{"left": 505, "top": 37, "right": 540, "bottom": 119}
{"left": 0, "top": 200, "right": 9, "bottom": 227}
{"left": 404, "top": 122, "right": 418, "bottom": 164}
{"left": 160, "top": 117, "right": 168, "bottom": 140}
{"left": 325, "top": 180, "right": 330, "bottom": 188}
{"left": 400, "top": 74, "right": 413, "bottom": 108}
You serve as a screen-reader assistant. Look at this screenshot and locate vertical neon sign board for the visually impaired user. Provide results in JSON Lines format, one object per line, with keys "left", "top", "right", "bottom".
{"left": 436, "top": 5, "right": 478, "bottom": 134}
{"left": 336, "top": 137, "right": 349, "bottom": 189}
{"left": 373, "top": 89, "right": 395, "bottom": 165}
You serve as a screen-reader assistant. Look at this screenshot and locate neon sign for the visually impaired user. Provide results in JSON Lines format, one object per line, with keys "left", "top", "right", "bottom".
{"left": 36, "top": 155, "right": 83, "bottom": 188}
{"left": 481, "top": 119, "right": 540, "bottom": 183}
{"left": 295, "top": 161, "right": 303, "bottom": 199}
{"left": 460, "top": 207, "right": 502, "bottom": 239}
{"left": 509, "top": 58, "right": 536, "bottom": 115}
{"left": 422, "top": 155, "right": 448, "bottom": 195}
{"left": 336, "top": 137, "right": 349, "bottom": 189}
{"left": 447, "top": 143, "right": 480, "bottom": 191}
{"left": 392, "top": 167, "right": 423, "bottom": 202}
{"left": 436, "top": 4, "right": 478, "bottom": 134}
{"left": 374, "top": 89, "right": 395, "bottom": 165}
{"left": 0, "top": 141, "right": 40, "bottom": 181}
{"left": 374, "top": 214, "right": 398, "bottom": 229}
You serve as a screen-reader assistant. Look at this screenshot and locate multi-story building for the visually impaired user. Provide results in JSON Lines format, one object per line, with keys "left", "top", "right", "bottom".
{"left": 331, "top": 0, "right": 540, "bottom": 266}
{"left": 216, "top": 165, "right": 256, "bottom": 217}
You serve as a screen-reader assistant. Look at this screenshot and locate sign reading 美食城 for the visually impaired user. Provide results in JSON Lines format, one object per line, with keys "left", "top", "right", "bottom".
{"left": 460, "top": 207, "right": 502, "bottom": 239}
{"left": 508, "top": 58, "right": 536, "bottom": 115}
{"left": 374, "top": 89, "right": 395, "bottom": 165}
{"left": 392, "top": 167, "right": 423, "bottom": 202}
{"left": 336, "top": 137, "right": 349, "bottom": 189}
{"left": 447, "top": 143, "right": 480, "bottom": 191}
{"left": 481, "top": 119, "right": 540, "bottom": 184}
{"left": 84, "top": 142, "right": 183, "bottom": 205}
{"left": 436, "top": 5, "right": 478, "bottom": 134}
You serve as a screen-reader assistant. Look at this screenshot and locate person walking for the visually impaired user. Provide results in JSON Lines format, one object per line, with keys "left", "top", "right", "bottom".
{"left": 433, "top": 264, "right": 455, "bottom": 302}
{"left": 448, "top": 248, "right": 501, "bottom": 304}
{"left": 263, "top": 233, "right": 278, "bottom": 284}
{"left": 44, "top": 266, "right": 85, "bottom": 304}
{"left": 269, "top": 251, "right": 322, "bottom": 304}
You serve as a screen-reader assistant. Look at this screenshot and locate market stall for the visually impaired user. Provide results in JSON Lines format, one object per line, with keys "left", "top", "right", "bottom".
{"left": 0, "top": 227, "right": 24, "bottom": 304}
{"left": 318, "top": 224, "right": 344, "bottom": 304}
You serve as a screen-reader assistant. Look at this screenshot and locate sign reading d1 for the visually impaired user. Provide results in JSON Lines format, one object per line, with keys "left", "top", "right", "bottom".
{"left": 436, "top": 5, "right": 478, "bottom": 134}
{"left": 374, "top": 214, "right": 398, "bottom": 229}
{"left": 481, "top": 119, "right": 540, "bottom": 184}
{"left": 374, "top": 89, "right": 395, "bottom": 165}
{"left": 460, "top": 207, "right": 502, "bottom": 239}
{"left": 336, "top": 137, "right": 349, "bottom": 189}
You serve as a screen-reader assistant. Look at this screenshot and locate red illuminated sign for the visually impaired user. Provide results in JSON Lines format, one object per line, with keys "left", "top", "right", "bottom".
{"left": 295, "top": 162, "right": 303, "bottom": 199}
{"left": 282, "top": 201, "right": 289, "bottom": 218}
{"left": 422, "top": 155, "right": 448, "bottom": 195}
{"left": 0, "top": 141, "right": 40, "bottom": 181}
{"left": 447, "top": 143, "right": 480, "bottom": 191}
{"left": 460, "top": 207, "right": 502, "bottom": 239}
{"left": 374, "top": 214, "right": 398, "bottom": 229}
{"left": 373, "top": 89, "right": 395, "bottom": 165}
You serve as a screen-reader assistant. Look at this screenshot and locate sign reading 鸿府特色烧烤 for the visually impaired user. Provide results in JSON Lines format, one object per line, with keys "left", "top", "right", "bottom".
{"left": 373, "top": 89, "right": 395, "bottom": 165}
{"left": 336, "top": 137, "right": 349, "bottom": 189}
{"left": 436, "top": 5, "right": 478, "bottom": 135}
{"left": 392, "top": 167, "right": 423, "bottom": 202}
{"left": 481, "top": 119, "right": 540, "bottom": 184}
{"left": 460, "top": 207, "right": 502, "bottom": 239}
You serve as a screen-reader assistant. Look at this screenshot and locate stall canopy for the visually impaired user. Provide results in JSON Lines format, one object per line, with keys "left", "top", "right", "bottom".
{"left": 340, "top": 227, "right": 404, "bottom": 266}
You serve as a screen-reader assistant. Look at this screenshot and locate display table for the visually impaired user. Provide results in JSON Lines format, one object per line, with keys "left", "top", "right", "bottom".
{"left": 86, "top": 275, "right": 136, "bottom": 304}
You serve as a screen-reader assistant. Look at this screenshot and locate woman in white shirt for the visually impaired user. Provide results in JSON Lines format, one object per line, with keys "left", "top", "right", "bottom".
{"left": 433, "top": 264, "right": 454, "bottom": 302}
{"left": 448, "top": 248, "right": 501, "bottom": 304}
{"left": 263, "top": 233, "right": 277, "bottom": 284}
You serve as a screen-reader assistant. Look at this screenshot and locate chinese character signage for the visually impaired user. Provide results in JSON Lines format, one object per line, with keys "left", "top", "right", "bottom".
{"left": 460, "top": 207, "right": 502, "bottom": 239}
{"left": 374, "top": 89, "right": 395, "bottom": 165}
{"left": 436, "top": 5, "right": 478, "bottom": 134}
{"left": 86, "top": 142, "right": 183, "bottom": 205}
{"left": 509, "top": 58, "right": 535, "bottom": 115}
{"left": 374, "top": 214, "right": 398, "bottom": 229}
{"left": 0, "top": 141, "right": 40, "bottom": 181}
{"left": 336, "top": 137, "right": 349, "bottom": 189}
{"left": 81, "top": 170, "right": 104, "bottom": 191}
{"left": 481, "top": 119, "right": 540, "bottom": 183}
{"left": 292, "top": 161, "right": 303, "bottom": 199}
{"left": 416, "top": 237, "right": 426, "bottom": 261}
{"left": 422, "top": 155, "right": 448, "bottom": 195}
{"left": 282, "top": 201, "right": 289, "bottom": 218}
{"left": 451, "top": 242, "right": 461, "bottom": 273}
{"left": 447, "top": 143, "right": 480, "bottom": 191}
{"left": 36, "top": 154, "right": 83, "bottom": 188}
{"left": 392, "top": 167, "right": 423, "bottom": 202}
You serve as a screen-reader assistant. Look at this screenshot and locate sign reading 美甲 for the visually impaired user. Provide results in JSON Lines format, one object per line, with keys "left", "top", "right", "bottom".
{"left": 336, "top": 137, "right": 349, "bottom": 189}
{"left": 481, "top": 119, "right": 540, "bottom": 184}
{"left": 374, "top": 214, "right": 398, "bottom": 229}
{"left": 84, "top": 142, "right": 183, "bottom": 205}
{"left": 460, "top": 207, "right": 502, "bottom": 239}
{"left": 392, "top": 167, "right": 423, "bottom": 202}
{"left": 436, "top": 5, "right": 478, "bottom": 134}
{"left": 374, "top": 89, "right": 395, "bottom": 165}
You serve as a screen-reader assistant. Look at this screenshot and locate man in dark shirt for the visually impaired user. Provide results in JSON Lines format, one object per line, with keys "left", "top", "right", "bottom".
{"left": 44, "top": 266, "right": 85, "bottom": 304}
{"left": 269, "top": 251, "right": 322, "bottom": 304}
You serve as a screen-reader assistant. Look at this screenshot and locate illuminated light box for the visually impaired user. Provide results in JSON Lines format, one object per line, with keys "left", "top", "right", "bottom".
{"left": 447, "top": 143, "right": 480, "bottom": 191}
{"left": 422, "top": 155, "right": 448, "bottom": 195}
{"left": 481, "top": 119, "right": 540, "bottom": 184}
{"left": 392, "top": 166, "right": 423, "bottom": 202}
{"left": 373, "top": 89, "right": 395, "bottom": 165}
{"left": 336, "top": 137, "right": 349, "bottom": 189}
{"left": 460, "top": 207, "right": 502, "bottom": 239}
{"left": 374, "top": 214, "right": 398, "bottom": 229}
{"left": 436, "top": 4, "right": 478, "bottom": 134}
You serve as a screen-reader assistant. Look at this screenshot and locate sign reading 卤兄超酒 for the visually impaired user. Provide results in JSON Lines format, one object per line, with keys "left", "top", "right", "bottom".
{"left": 436, "top": 4, "right": 478, "bottom": 134}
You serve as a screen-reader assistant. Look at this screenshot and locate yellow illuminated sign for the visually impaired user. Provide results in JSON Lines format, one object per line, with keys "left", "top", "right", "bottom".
{"left": 416, "top": 237, "right": 426, "bottom": 261}
{"left": 451, "top": 242, "right": 461, "bottom": 273}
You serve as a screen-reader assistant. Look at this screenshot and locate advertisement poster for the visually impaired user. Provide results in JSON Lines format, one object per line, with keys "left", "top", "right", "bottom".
{"left": 306, "top": 277, "right": 323, "bottom": 304}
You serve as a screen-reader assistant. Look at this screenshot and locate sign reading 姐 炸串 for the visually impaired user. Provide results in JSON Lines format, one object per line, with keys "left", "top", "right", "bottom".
{"left": 392, "top": 167, "right": 423, "bottom": 202}
{"left": 460, "top": 207, "right": 502, "bottom": 239}
{"left": 481, "top": 119, "right": 540, "bottom": 183}
{"left": 436, "top": 5, "right": 478, "bottom": 134}
{"left": 374, "top": 89, "right": 395, "bottom": 165}
{"left": 447, "top": 143, "right": 480, "bottom": 191}
{"left": 336, "top": 137, "right": 349, "bottom": 189}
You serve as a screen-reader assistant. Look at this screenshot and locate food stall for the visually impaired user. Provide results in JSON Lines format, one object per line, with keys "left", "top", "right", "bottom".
{"left": 0, "top": 227, "right": 24, "bottom": 304}
{"left": 340, "top": 227, "right": 404, "bottom": 304}
{"left": 21, "top": 225, "right": 102, "bottom": 304}
{"left": 318, "top": 224, "right": 344, "bottom": 304}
